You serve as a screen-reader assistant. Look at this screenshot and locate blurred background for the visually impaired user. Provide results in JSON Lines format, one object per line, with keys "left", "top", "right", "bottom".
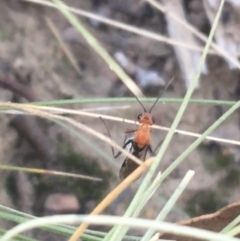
{"left": 0, "top": 0, "right": 240, "bottom": 239}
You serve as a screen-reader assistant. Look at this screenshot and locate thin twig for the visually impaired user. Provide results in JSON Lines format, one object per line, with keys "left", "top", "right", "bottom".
{"left": 0, "top": 76, "right": 59, "bottom": 167}
{"left": 10, "top": 116, "right": 57, "bottom": 166}
{"left": 0, "top": 77, "right": 40, "bottom": 101}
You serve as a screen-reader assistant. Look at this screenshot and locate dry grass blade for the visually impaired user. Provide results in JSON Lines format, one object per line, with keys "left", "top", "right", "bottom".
{"left": 146, "top": 0, "right": 240, "bottom": 69}
{"left": 0, "top": 165, "right": 102, "bottom": 181}
{"left": 45, "top": 17, "right": 82, "bottom": 76}
{"left": 0, "top": 102, "right": 143, "bottom": 166}
{"left": 68, "top": 157, "right": 155, "bottom": 241}
{"left": 25, "top": 105, "right": 240, "bottom": 147}
{"left": 4, "top": 103, "right": 239, "bottom": 146}
{"left": 52, "top": 0, "right": 144, "bottom": 98}
{"left": 40, "top": 169, "right": 102, "bottom": 181}
{"left": 19, "top": 0, "right": 217, "bottom": 54}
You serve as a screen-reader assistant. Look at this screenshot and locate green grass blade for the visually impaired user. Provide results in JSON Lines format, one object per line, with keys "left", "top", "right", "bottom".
{"left": 222, "top": 216, "right": 240, "bottom": 234}
{"left": 0, "top": 209, "right": 143, "bottom": 241}
{"left": 108, "top": 0, "right": 225, "bottom": 240}
{"left": 0, "top": 165, "right": 102, "bottom": 181}
{"left": 132, "top": 172, "right": 163, "bottom": 217}
{"left": 141, "top": 170, "right": 195, "bottom": 241}
{"left": 0, "top": 211, "right": 102, "bottom": 241}
{"left": 107, "top": 172, "right": 164, "bottom": 239}
{"left": 152, "top": 0, "right": 225, "bottom": 181}
{"left": 160, "top": 100, "right": 240, "bottom": 181}
{"left": 51, "top": 0, "right": 144, "bottom": 98}
{"left": 225, "top": 225, "right": 240, "bottom": 238}
{"left": 54, "top": 120, "right": 118, "bottom": 168}
{"left": 2, "top": 215, "right": 240, "bottom": 241}
{"left": 26, "top": 98, "right": 237, "bottom": 107}
{"left": 0, "top": 228, "right": 36, "bottom": 241}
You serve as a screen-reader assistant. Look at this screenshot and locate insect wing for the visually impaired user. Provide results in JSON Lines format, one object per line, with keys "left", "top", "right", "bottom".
{"left": 124, "top": 136, "right": 134, "bottom": 152}
{"left": 119, "top": 144, "right": 149, "bottom": 181}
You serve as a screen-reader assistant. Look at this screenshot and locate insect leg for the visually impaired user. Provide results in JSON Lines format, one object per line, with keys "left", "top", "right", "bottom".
{"left": 125, "top": 129, "right": 138, "bottom": 134}
{"left": 100, "top": 117, "right": 133, "bottom": 159}
{"left": 148, "top": 139, "right": 163, "bottom": 156}
{"left": 114, "top": 138, "right": 133, "bottom": 158}
{"left": 149, "top": 131, "right": 179, "bottom": 155}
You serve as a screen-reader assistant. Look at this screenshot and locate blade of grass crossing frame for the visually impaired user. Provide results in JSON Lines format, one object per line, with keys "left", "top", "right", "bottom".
{"left": 126, "top": 170, "right": 189, "bottom": 234}
{"left": 68, "top": 158, "right": 154, "bottom": 241}
{"left": 51, "top": 0, "right": 144, "bottom": 98}
{"left": 0, "top": 228, "right": 36, "bottom": 241}
{"left": 0, "top": 102, "right": 141, "bottom": 169}
{"left": 2, "top": 215, "right": 240, "bottom": 241}
{"left": 221, "top": 216, "right": 240, "bottom": 234}
{"left": 55, "top": 120, "right": 119, "bottom": 169}
{"left": 102, "top": 173, "right": 164, "bottom": 241}
{"left": 0, "top": 205, "right": 106, "bottom": 241}
{"left": 121, "top": 101, "right": 239, "bottom": 239}
{"left": 27, "top": 98, "right": 237, "bottom": 107}
{"left": 151, "top": 0, "right": 226, "bottom": 187}
{"left": 141, "top": 170, "right": 195, "bottom": 241}
{"left": 104, "top": 171, "right": 193, "bottom": 241}
{"left": 225, "top": 225, "right": 240, "bottom": 238}
{"left": 0, "top": 165, "right": 102, "bottom": 181}
{"left": 133, "top": 172, "right": 163, "bottom": 216}
{"left": 107, "top": 1, "right": 225, "bottom": 241}
{"left": 0, "top": 211, "right": 102, "bottom": 241}
{"left": 160, "top": 100, "right": 240, "bottom": 182}
{"left": 0, "top": 208, "right": 147, "bottom": 241}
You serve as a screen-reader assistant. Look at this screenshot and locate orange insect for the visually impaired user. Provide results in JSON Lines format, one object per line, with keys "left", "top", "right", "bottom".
{"left": 102, "top": 78, "right": 174, "bottom": 180}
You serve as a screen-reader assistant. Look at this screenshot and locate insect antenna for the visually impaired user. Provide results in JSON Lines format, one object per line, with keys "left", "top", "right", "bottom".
{"left": 149, "top": 77, "right": 175, "bottom": 113}
{"left": 134, "top": 95, "right": 147, "bottom": 112}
